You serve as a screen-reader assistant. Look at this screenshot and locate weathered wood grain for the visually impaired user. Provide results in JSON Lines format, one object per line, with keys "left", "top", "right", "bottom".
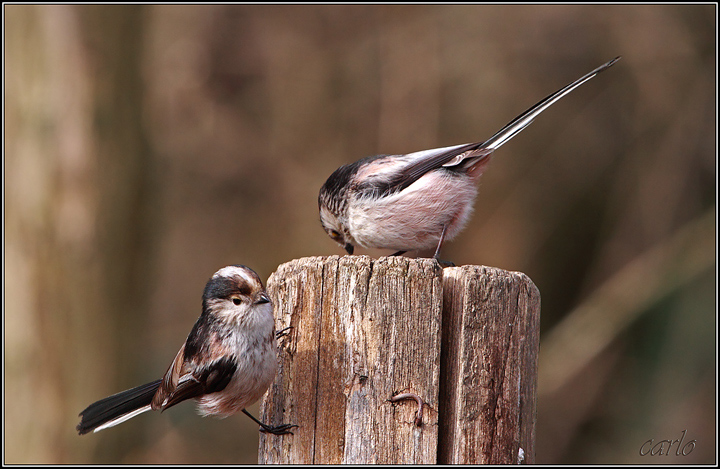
{"left": 259, "top": 255, "right": 443, "bottom": 464}
{"left": 439, "top": 265, "right": 541, "bottom": 464}
{"left": 258, "top": 256, "right": 540, "bottom": 464}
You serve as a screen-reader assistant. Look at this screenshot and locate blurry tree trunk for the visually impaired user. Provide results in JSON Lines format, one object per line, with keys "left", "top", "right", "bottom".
{"left": 5, "top": 4, "right": 156, "bottom": 463}
{"left": 259, "top": 256, "right": 540, "bottom": 464}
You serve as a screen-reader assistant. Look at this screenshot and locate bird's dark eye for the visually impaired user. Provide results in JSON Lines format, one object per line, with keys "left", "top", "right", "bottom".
{"left": 329, "top": 230, "right": 341, "bottom": 240}
{"left": 232, "top": 298, "right": 242, "bottom": 305}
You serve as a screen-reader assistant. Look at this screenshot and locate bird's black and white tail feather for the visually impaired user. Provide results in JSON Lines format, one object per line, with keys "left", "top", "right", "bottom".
{"left": 76, "top": 379, "right": 162, "bottom": 435}
{"left": 480, "top": 56, "right": 621, "bottom": 152}
{"left": 371, "top": 57, "right": 622, "bottom": 198}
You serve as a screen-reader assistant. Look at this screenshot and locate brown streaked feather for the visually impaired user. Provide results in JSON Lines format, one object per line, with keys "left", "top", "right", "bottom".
{"left": 161, "top": 357, "right": 238, "bottom": 411}
{"left": 159, "top": 376, "right": 204, "bottom": 411}
{"left": 151, "top": 344, "right": 186, "bottom": 410}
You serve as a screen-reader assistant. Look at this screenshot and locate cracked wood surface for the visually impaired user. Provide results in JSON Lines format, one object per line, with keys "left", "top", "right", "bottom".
{"left": 258, "top": 256, "right": 540, "bottom": 464}
{"left": 439, "top": 265, "right": 540, "bottom": 464}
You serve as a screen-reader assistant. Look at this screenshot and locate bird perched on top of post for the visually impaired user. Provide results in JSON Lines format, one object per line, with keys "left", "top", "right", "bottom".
{"left": 318, "top": 57, "right": 621, "bottom": 259}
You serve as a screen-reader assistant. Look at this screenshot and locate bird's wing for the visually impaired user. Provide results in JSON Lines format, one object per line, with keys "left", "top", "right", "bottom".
{"left": 360, "top": 142, "right": 486, "bottom": 197}
{"left": 160, "top": 357, "right": 238, "bottom": 411}
{"left": 151, "top": 343, "right": 187, "bottom": 410}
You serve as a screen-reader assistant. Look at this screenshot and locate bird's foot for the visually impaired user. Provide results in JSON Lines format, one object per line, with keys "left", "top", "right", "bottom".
{"left": 259, "top": 422, "right": 299, "bottom": 435}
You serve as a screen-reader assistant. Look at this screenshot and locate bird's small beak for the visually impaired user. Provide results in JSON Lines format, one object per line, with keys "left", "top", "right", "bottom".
{"left": 255, "top": 293, "right": 270, "bottom": 304}
{"left": 344, "top": 243, "right": 354, "bottom": 255}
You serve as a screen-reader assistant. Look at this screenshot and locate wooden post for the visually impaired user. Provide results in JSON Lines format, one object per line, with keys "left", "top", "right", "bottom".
{"left": 258, "top": 256, "right": 540, "bottom": 464}
{"left": 439, "top": 266, "right": 540, "bottom": 464}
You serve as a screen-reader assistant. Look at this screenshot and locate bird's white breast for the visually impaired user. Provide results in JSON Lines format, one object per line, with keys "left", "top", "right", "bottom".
{"left": 196, "top": 302, "right": 277, "bottom": 417}
{"left": 347, "top": 170, "right": 478, "bottom": 251}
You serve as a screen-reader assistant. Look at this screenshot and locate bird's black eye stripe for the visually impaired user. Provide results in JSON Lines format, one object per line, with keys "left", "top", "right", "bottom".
{"left": 232, "top": 298, "right": 242, "bottom": 305}
{"left": 203, "top": 276, "right": 254, "bottom": 305}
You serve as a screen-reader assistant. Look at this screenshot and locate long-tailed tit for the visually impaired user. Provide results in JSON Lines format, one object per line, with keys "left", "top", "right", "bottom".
{"left": 319, "top": 57, "right": 620, "bottom": 258}
{"left": 76, "top": 265, "right": 296, "bottom": 436}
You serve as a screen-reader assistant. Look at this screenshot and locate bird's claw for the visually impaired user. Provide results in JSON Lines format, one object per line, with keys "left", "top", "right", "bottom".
{"left": 435, "top": 258, "right": 456, "bottom": 268}
{"left": 260, "top": 423, "right": 299, "bottom": 435}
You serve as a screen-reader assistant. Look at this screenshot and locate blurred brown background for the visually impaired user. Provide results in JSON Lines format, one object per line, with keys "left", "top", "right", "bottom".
{"left": 4, "top": 4, "right": 716, "bottom": 464}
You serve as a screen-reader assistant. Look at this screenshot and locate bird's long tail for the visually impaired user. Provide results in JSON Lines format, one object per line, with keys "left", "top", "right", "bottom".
{"left": 438, "top": 57, "right": 621, "bottom": 175}
{"left": 480, "top": 56, "right": 621, "bottom": 152}
{"left": 77, "top": 379, "right": 162, "bottom": 435}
